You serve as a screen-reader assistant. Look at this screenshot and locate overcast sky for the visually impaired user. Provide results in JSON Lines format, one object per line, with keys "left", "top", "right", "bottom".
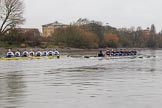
{"left": 23, "top": 0, "right": 162, "bottom": 32}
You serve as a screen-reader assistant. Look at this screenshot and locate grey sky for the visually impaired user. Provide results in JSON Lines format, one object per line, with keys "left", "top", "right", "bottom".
{"left": 23, "top": 0, "right": 162, "bottom": 32}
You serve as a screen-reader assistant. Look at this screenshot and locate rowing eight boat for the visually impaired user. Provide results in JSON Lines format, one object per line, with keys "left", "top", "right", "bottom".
{"left": 0, "top": 55, "right": 64, "bottom": 60}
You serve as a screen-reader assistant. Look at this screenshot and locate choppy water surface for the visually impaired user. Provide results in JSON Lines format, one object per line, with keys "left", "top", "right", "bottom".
{"left": 0, "top": 50, "right": 162, "bottom": 108}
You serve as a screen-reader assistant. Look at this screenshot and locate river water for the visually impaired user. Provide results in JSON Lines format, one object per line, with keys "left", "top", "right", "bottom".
{"left": 0, "top": 49, "right": 162, "bottom": 108}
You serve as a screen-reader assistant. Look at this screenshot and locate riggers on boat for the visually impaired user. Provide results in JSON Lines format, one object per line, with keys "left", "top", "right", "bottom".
{"left": 0, "top": 57, "right": 28, "bottom": 60}
{"left": 47, "top": 55, "right": 60, "bottom": 59}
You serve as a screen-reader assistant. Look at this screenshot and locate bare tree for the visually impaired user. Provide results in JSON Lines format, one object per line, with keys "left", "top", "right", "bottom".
{"left": 0, "top": 0, "right": 25, "bottom": 36}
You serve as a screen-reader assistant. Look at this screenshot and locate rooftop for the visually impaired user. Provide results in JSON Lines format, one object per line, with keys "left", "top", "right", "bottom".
{"left": 42, "top": 21, "right": 66, "bottom": 27}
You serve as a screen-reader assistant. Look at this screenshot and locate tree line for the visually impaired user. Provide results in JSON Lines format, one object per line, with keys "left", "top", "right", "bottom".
{"left": 50, "top": 20, "right": 162, "bottom": 49}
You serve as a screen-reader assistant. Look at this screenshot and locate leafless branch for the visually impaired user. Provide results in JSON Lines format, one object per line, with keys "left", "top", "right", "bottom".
{"left": 0, "top": 0, "right": 25, "bottom": 36}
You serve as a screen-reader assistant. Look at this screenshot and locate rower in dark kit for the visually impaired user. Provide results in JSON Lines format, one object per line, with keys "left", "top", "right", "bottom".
{"left": 98, "top": 50, "right": 104, "bottom": 57}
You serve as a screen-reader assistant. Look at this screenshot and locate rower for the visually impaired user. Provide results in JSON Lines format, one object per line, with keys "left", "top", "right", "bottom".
{"left": 29, "top": 49, "right": 35, "bottom": 56}
{"left": 132, "top": 49, "right": 137, "bottom": 55}
{"left": 105, "top": 49, "right": 111, "bottom": 56}
{"left": 22, "top": 49, "right": 29, "bottom": 57}
{"left": 98, "top": 50, "right": 104, "bottom": 57}
{"left": 6, "top": 49, "right": 14, "bottom": 58}
{"left": 119, "top": 49, "right": 123, "bottom": 56}
{"left": 54, "top": 49, "right": 60, "bottom": 58}
{"left": 110, "top": 49, "right": 114, "bottom": 56}
{"left": 35, "top": 49, "right": 42, "bottom": 56}
{"left": 42, "top": 50, "right": 48, "bottom": 56}
{"left": 48, "top": 50, "right": 54, "bottom": 56}
{"left": 15, "top": 49, "right": 21, "bottom": 57}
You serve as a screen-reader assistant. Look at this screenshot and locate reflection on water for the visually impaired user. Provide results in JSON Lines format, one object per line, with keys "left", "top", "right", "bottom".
{"left": 0, "top": 50, "right": 162, "bottom": 108}
{"left": 0, "top": 69, "right": 26, "bottom": 108}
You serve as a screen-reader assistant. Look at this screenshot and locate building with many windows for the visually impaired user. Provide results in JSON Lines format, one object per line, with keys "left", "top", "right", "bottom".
{"left": 42, "top": 21, "right": 67, "bottom": 37}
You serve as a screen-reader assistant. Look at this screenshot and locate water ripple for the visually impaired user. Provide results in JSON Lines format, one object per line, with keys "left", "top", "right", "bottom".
{"left": 0, "top": 50, "right": 162, "bottom": 108}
